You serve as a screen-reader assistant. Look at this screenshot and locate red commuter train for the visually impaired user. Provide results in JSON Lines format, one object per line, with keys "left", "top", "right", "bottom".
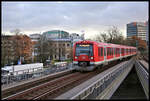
{"left": 73, "top": 40, "right": 137, "bottom": 71}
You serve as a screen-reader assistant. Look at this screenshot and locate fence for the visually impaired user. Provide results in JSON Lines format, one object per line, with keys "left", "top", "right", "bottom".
{"left": 2, "top": 63, "right": 73, "bottom": 86}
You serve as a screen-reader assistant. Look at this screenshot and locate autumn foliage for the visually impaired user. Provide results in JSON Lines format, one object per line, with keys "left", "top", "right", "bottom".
{"left": 131, "top": 36, "right": 147, "bottom": 50}
{"left": 10, "top": 34, "right": 33, "bottom": 63}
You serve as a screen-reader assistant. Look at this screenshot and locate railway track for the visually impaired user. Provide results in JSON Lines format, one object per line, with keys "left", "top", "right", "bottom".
{"left": 3, "top": 58, "right": 128, "bottom": 100}
{"left": 2, "top": 70, "right": 72, "bottom": 98}
{"left": 137, "top": 55, "right": 148, "bottom": 63}
{"left": 143, "top": 56, "right": 148, "bottom": 63}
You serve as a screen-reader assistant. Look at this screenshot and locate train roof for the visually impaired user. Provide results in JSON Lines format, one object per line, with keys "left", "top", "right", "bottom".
{"left": 75, "top": 40, "right": 136, "bottom": 49}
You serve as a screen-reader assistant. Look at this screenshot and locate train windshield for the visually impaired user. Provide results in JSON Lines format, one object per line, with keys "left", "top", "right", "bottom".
{"left": 75, "top": 44, "right": 93, "bottom": 56}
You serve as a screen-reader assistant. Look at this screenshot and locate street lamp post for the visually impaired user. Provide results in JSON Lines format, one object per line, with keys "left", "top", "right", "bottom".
{"left": 11, "top": 62, "right": 14, "bottom": 75}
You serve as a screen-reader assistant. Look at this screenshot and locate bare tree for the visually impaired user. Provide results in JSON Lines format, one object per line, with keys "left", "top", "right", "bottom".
{"left": 37, "top": 36, "right": 57, "bottom": 63}
{"left": 10, "top": 29, "right": 21, "bottom": 35}
{"left": 93, "top": 26, "right": 125, "bottom": 44}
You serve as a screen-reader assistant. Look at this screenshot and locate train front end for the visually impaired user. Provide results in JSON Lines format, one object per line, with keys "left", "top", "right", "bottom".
{"left": 73, "top": 41, "right": 95, "bottom": 71}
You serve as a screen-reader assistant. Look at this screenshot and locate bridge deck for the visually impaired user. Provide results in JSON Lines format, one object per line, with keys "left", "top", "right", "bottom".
{"left": 135, "top": 60, "right": 149, "bottom": 99}
{"left": 56, "top": 60, "right": 132, "bottom": 99}
{"left": 139, "top": 60, "right": 149, "bottom": 71}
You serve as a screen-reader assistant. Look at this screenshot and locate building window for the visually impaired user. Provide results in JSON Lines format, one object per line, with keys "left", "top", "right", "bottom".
{"left": 67, "top": 55, "right": 69, "bottom": 58}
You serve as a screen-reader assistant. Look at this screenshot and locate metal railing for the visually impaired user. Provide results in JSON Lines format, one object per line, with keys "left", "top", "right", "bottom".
{"left": 135, "top": 60, "right": 149, "bottom": 99}
{"left": 71, "top": 59, "right": 134, "bottom": 99}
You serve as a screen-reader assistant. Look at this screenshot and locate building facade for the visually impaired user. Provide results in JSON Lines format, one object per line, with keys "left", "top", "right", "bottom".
{"left": 146, "top": 20, "right": 149, "bottom": 46}
{"left": 127, "top": 22, "right": 147, "bottom": 41}
{"left": 34, "top": 30, "right": 85, "bottom": 61}
{"left": 29, "top": 34, "right": 42, "bottom": 62}
{"left": 50, "top": 39, "right": 71, "bottom": 60}
{"left": 41, "top": 30, "right": 71, "bottom": 61}
{"left": 42, "top": 30, "right": 70, "bottom": 40}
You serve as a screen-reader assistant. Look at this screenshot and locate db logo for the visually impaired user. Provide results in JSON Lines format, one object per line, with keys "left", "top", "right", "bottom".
{"left": 82, "top": 56, "right": 86, "bottom": 59}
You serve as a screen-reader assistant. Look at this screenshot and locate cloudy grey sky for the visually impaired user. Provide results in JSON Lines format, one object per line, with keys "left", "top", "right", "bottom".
{"left": 2, "top": 1, "right": 148, "bottom": 39}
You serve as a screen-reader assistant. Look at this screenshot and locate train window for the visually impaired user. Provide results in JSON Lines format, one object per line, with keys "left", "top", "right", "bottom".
{"left": 98, "top": 48, "right": 100, "bottom": 56}
{"left": 111, "top": 48, "right": 113, "bottom": 55}
{"left": 121, "top": 48, "right": 122, "bottom": 54}
{"left": 109, "top": 48, "right": 111, "bottom": 55}
{"left": 111, "top": 48, "right": 112, "bottom": 56}
{"left": 109, "top": 48, "right": 110, "bottom": 56}
{"left": 75, "top": 44, "right": 93, "bottom": 56}
{"left": 130, "top": 49, "right": 131, "bottom": 54}
{"left": 116, "top": 48, "right": 118, "bottom": 55}
{"left": 110, "top": 48, "right": 112, "bottom": 55}
{"left": 101, "top": 48, "right": 103, "bottom": 56}
{"left": 111, "top": 48, "right": 112, "bottom": 55}
{"left": 114, "top": 48, "right": 115, "bottom": 55}
{"left": 107, "top": 48, "right": 109, "bottom": 56}
{"left": 117, "top": 48, "right": 118, "bottom": 55}
{"left": 120, "top": 48, "right": 121, "bottom": 54}
{"left": 121, "top": 48, "right": 124, "bottom": 54}
{"left": 109, "top": 48, "right": 110, "bottom": 55}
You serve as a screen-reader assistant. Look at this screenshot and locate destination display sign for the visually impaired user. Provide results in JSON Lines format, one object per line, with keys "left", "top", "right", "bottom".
{"left": 79, "top": 44, "right": 90, "bottom": 47}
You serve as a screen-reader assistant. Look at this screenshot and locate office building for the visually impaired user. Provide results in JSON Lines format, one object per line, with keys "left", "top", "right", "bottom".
{"left": 127, "top": 22, "right": 147, "bottom": 41}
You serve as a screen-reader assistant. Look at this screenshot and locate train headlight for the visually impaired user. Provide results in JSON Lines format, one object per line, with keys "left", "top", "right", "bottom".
{"left": 90, "top": 57, "right": 93, "bottom": 59}
{"left": 75, "top": 56, "right": 78, "bottom": 59}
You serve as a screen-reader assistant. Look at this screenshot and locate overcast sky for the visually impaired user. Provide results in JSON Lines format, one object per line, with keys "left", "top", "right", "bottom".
{"left": 2, "top": 1, "right": 148, "bottom": 39}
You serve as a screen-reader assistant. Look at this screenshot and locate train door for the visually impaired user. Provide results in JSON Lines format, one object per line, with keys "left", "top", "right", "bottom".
{"left": 104, "top": 46, "right": 106, "bottom": 61}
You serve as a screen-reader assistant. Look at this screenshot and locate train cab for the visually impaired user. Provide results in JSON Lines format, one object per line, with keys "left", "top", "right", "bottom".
{"left": 73, "top": 40, "right": 96, "bottom": 71}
